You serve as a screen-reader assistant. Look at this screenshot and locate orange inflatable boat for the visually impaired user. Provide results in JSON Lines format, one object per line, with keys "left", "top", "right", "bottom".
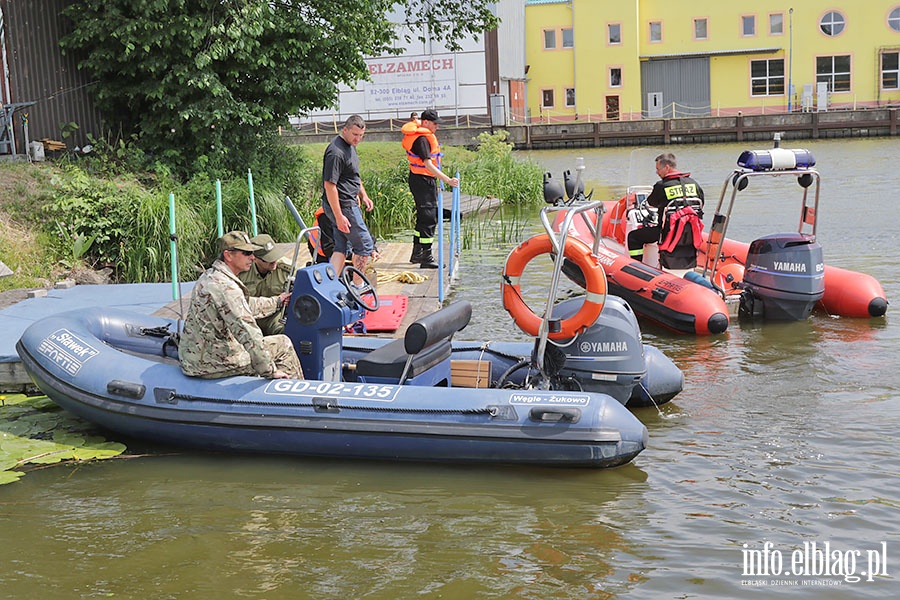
{"left": 547, "top": 148, "right": 887, "bottom": 335}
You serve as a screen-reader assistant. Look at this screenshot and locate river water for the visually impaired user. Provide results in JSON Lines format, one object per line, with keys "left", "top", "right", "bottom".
{"left": 2, "top": 138, "right": 898, "bottom": 599}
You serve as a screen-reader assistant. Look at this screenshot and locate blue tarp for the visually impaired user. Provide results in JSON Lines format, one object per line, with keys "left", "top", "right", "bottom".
{"left": 1, "top": 283, "right": 192, "bottom": 363}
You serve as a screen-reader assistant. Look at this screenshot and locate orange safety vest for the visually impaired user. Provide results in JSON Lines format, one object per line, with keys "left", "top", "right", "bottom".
{"left": 401, "top": 121, "right": 441, "bottom": 177}
{"left": 307, "top": 207, "right": 328, "bottom": 258}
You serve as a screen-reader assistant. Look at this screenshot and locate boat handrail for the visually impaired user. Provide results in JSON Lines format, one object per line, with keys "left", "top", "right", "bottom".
{"left": 532, "top": 201, "right": 606, "bottom": 385}
{"left": 280, "top": 225, "right": 320, "bottom": 324}
{"left": 703, "top": 166, "right": 820, "bottom": 280}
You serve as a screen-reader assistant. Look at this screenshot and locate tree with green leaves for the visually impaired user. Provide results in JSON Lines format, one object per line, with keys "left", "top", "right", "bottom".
{"left": 60, "top": 0, "right": 498, "bottom": 177}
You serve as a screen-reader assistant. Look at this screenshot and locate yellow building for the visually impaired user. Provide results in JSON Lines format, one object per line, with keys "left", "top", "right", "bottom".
{"left": 524, "top": 1, "right": 900, "bottom": 122}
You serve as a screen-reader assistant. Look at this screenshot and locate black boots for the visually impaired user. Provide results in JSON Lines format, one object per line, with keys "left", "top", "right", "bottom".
{"left": 410, "top": 241, "right": 439, "bottom": 269}
{"left": 409, "top": 241, "right": 424, "bottom": 264}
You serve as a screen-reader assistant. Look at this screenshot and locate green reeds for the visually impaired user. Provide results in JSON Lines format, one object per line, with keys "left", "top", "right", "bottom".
{"left": 20, "top": 132, "right": 543, "bottom": 285}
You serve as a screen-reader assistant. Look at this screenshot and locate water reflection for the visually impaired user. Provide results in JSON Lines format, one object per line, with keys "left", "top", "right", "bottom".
{"left": 1, "top": 457, "right": 657, "bottom": 599}
{"left": 2, "top": 138, "right": 899, "bottom": 599}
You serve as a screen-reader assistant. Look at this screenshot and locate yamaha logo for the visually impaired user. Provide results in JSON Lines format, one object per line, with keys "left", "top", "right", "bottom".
{"left": 579, "top": 340, "right": 628, "bottom": 354}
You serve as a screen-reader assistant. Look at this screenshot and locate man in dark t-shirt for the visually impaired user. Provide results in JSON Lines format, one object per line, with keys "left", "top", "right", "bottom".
{"left": 321, "top": 114, "right": 375, "bottom": 279}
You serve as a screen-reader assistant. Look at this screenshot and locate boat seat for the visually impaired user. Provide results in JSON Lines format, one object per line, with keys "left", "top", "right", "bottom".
{"left": 355, "top": 301, "right": 472, "bottom": 386}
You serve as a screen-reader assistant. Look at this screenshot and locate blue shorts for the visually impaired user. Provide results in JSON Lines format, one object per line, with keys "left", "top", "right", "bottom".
{"left": 323, "top": 202, "right": 374, "bottom": 257}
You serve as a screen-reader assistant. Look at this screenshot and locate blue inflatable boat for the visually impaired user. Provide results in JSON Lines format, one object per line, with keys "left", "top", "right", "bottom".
{"left": 16, "top": 259, "right": 654, "bottom": 468}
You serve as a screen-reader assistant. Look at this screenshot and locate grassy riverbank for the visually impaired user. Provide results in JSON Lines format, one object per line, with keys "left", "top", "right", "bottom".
{"left": 0, "top": 132, "right": 543, "bottom": 293}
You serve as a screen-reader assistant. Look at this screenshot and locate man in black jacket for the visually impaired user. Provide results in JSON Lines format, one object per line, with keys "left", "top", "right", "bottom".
{"left": 627, "top": 152, "right": 704, "bottom": 268}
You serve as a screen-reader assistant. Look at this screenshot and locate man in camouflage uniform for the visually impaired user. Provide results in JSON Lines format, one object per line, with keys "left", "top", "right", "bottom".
{"left": 238, "top": 233, "right": 292, "bottom": 335}
{"left": 180, "top": 231, "right": 303, "bottom": 380}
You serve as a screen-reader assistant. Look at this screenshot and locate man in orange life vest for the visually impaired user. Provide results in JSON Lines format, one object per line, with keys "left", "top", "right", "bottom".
{"left": 626, "top": 152, "right": 704, "bottom": 268}
{"left": 401, "top": 108, "right": 459, "bottom": 268}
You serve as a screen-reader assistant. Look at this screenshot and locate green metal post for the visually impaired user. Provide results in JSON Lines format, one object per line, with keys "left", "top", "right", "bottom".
{"left": 168, "top": 193, "right": 179, "bottom": 300}
{"left": 248, "top": 169, "right": 258, "bottom": 236}
{"left": 215, "top": 179, "right": 223, "bottom": 237}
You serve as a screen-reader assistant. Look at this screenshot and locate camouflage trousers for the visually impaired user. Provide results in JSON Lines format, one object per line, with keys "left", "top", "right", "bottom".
{"left": 196, "top": 334, "right": 303, "bottom": 379}
{"left": 264, "top": 334, "right": 304, "bottom": 378}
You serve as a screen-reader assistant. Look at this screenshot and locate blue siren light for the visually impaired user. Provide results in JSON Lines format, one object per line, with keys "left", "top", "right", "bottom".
{"left": 737, "top": 148, "right": 816, "bottom": 171}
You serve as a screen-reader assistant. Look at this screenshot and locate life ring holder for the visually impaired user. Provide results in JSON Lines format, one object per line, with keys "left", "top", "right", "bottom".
{"left": 502, "top": 234, "right": 607, "bottom": 340}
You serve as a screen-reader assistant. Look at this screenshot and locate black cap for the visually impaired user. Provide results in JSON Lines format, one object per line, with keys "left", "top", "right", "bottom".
{"left": 420, "top": 109, "right": 439, "bottom": 123}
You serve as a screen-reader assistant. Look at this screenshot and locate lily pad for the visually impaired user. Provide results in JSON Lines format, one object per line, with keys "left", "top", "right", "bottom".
{"left": 0, "top": 470, "right": 24, "bottom": 484}
{"left": 0, "top": 394, "right": 127, "bottom": 485}
{"left": 73, "top": 442, "right": 127, "bottom": 461}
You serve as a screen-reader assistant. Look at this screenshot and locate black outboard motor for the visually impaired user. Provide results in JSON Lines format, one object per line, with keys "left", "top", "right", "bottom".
{"left": 543, "top": 172, "right": 564, "bottom": 204}
{"left": 739, "top": 232, "right": 825, "bottom": 320}
{"left": 563, "top": 169, "right": 584, "bottom": 201}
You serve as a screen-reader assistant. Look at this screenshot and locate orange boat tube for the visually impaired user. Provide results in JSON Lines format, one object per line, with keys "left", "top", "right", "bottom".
{"left": 554, "top": 205, "right": 730, "bottom": 335}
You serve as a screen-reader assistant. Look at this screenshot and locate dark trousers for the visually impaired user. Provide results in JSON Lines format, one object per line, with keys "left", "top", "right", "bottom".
{"left": 627, "top": 226, "right": 660, "bottom": 257}
{"left": 408, "top": 172, "right": 438, "bottom": 244}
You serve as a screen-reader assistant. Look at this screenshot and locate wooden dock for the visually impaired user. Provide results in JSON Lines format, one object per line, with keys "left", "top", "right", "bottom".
{"left": 154, "top": 191, "right": 503, "bottom": 338}
{"left": 1, "top": 194, "right": 497, "bottom": 392}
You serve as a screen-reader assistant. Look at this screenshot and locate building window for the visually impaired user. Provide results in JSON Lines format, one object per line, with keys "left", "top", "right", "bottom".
{"left": 544, "top": 28, "right": 574, "bottom": 50}
{"left": 769, "top": 13, "right": 784, "bottom": 35}
{"left": 694, "top": 18, "right": 708, "bottom": 40}
{"left": 610, "top": 68, "right": 622, "bottom": 88}
{"left": 889, "top": 8, "right": 900, "bottom": 32}
{"left": 565, "top": 88, "right": 576, "bottom": 107}
{"left": 742, "top": 15, "right": 756, "bottom": 36}
{"left": 816, "top": 55, "right": 851, "bottom": 92}
{"left": 649, "top": 21, "right": 662, "bottom": 42}
{"left": 751, "top": 59, "right": 785, "bottom": 96}
{"left": 882, "top": 52, "right": 900, "bottom": 89}
{"left": 542, "top": 89, "right": 555, "bottom": 109}
{"left": 608, "top": 23, "right": 621, "bottom": 44}
{"left": 820, "top": 11, "right": 845, "bottom": 36}
{"left": 543, "top": 29, "right": 557, "bottom": 50}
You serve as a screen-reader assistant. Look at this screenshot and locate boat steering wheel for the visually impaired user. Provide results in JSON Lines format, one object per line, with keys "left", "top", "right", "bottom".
{"left": 340, "top": 266, "right": 380, "bottom": 312}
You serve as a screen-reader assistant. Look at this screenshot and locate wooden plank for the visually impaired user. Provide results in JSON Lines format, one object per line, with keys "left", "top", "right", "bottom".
{"left": 451, "top": 359, "right": 491, "bottom": 388}
{"left": 370, "top": 241, "right": 445, "bottom": 338}
{"left": 0, "top": 362, "right": 35, "bottom": 393}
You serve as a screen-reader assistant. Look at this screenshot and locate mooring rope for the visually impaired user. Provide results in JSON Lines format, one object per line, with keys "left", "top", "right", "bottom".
{"left": 166, "top": 390, "right": 494, "bottom": 415}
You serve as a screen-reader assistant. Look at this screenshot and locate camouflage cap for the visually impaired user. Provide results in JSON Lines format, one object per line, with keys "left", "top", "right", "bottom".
{"left": 218, "top": 230, "right": 261, "bottom": 253}
{"left": 250, "top": 234, "right": 282, "bottom": 262}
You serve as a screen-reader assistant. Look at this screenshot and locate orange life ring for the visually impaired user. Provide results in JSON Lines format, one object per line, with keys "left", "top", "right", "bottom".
{"left": 501, "top": 234, "right": 607, "bottom": 340}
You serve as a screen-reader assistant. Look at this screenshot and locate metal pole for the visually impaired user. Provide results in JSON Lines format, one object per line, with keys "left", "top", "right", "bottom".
{"left": 247, "top": 169, "right": 258, "bottom": 236}
{"left": 451, "top": 174, "right": 461, "bottom": 279}
{"left": 215, "top": 179, "right": 223, "bottom": 237}
{"left": 788, "top": 8, "right": 794, "bottom": 113}
{"left": 22, "top": 112, "right": 29, "bottom": 160}
{"left": 168, "top": 193, "right": 179, "bottom": 300}
{"left": 437, "top": 184, "right": 445, "bottom": 303}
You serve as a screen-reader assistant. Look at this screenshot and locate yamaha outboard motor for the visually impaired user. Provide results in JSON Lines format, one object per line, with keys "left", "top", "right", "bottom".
{"left": 739, "top": 232, "right": 825, "bottom": 320}
{"left": 544, "top": 295, "right": 648, "bottom": 403}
